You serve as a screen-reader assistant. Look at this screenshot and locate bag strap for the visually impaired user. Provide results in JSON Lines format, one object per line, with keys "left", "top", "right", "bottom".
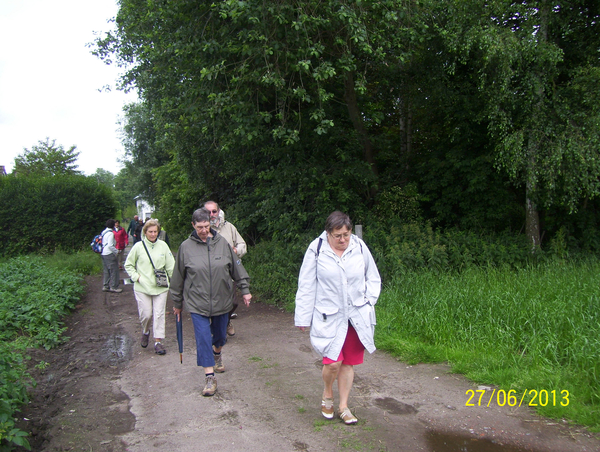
{"left": 142, "top": 241, "right": 156, "bottom": 270}
{"left": 101, "top": 230, "right": 110, "bottom": 249}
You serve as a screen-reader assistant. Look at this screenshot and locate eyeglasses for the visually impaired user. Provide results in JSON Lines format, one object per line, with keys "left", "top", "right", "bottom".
{"left": 330, "top": 232, "right": 351, "bottom": 240}
{"left": 209, "top": 210, "right": 218, "bottom": 214}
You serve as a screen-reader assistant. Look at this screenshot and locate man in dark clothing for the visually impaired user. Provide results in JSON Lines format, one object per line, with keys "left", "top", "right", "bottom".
{"left": 127, "top": 215, "right": 139, "bottom": 242}
{"left": 134, "top": 219, "right": 144, "bottom": 244}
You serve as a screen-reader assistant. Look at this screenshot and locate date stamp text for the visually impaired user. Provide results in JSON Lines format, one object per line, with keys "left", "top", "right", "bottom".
{"left": 465, "top": 389, "right": 569, "bottom": 407}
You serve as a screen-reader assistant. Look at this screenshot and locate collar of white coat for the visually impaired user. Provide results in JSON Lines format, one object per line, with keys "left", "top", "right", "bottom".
{"left": 318, "top": 230, "right": 359, "bottom": 255}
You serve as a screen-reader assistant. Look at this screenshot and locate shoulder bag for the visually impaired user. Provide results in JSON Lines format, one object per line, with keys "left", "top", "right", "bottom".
{"left": 142, "top": 241, "right": 169, "bottom": 287}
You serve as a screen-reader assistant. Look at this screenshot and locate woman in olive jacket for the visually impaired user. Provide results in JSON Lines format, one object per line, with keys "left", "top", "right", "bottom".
{"left": 170, "top": 208, "right": 251, "bottom": 396}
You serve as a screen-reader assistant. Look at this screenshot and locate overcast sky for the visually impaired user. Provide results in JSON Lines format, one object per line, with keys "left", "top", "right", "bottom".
{"left": 0, "top": 0, "right": 137, "bottom": 176}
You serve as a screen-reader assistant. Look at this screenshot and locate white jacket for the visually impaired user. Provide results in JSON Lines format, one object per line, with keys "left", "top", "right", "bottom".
{"left": 295, "top": 231, "right": 381, "bottom": 359}
{"left": 101, "top": 228, "right": 118, "bottom": 256}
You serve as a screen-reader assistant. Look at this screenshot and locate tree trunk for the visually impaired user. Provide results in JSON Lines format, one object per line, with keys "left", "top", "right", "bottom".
{"left": 525, "top": 185, "right": 541, "bottom": 251}
{"left": 398, "top": 96, "right": 413, "bottom": 173}
{"left": 524, "top": 0, "right": 549, "bottom": 252}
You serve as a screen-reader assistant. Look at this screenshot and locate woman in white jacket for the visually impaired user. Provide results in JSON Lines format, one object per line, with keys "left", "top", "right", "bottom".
{"left": 295, "top": 211, "right": 381, "bottom": 424}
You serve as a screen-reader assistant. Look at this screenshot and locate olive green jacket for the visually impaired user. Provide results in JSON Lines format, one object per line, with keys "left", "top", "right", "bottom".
{"left": 170, "top": 230, "right": 250, "bottom": 317}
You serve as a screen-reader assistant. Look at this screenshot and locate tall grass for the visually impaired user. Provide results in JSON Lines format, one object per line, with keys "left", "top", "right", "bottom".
{"left": 42, "top": 249, "right": 104, "bottom": 275}
{"left": 375, "top": 259, "right": 600, "bottom": 429}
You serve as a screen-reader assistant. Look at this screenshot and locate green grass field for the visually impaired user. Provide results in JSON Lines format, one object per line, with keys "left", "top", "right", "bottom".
{"left": 375, "top": 260, "right": 600, "bottom": 429}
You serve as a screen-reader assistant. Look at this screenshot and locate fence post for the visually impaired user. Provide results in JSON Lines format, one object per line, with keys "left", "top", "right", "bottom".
{"left": 355, "top": 224, "right": 363, "bottom": 239}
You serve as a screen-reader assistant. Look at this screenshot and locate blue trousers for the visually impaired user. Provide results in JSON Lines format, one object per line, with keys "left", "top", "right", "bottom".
{"left": 190, "top": 312, "right": 229, "bottom": 368}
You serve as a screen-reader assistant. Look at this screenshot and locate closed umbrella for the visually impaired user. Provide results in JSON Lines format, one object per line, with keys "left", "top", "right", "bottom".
{"left": 176, "top": 312, "right": 183, "bottom": 364}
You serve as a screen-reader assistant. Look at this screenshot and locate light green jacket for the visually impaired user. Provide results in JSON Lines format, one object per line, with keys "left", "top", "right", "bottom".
{"left": 124, "top": 237, "right": 175, "bottom": 295}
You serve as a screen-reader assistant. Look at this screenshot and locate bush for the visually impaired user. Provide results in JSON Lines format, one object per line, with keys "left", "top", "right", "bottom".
{"left": 0, "top": 174, "right": 117, "bottom": 257}
{"left": 243, "top": 232, "right": 314, "bottom": 310}
{"left": 364, "top": 222, "right": 537, "bottom": 281}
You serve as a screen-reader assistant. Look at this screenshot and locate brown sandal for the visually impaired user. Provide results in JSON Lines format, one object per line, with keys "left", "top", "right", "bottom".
{"left": 339, "top": 407, "right": 358, "bottom": 424}
{"left": 321, "top": 397, "right": 334, "bottom": 419}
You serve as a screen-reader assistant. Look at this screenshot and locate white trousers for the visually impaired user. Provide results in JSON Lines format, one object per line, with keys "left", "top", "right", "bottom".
{"left": 134, "top": 290, "right": 168, "bottom": 339}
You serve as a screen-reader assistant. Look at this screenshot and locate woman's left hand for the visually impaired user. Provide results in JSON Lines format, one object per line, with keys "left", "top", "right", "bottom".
{"left": 242, "top": 294, "right": 252, "bottom": 307}
{"left": 173, "top": 307, "right": 182, "bottom": 321}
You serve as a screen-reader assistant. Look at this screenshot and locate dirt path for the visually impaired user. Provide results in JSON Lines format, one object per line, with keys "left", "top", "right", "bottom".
{"left": 16, "top": 273, "right": 600, "bottom": 452}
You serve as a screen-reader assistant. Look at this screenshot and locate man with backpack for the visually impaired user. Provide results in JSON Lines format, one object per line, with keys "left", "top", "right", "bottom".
{"left": 101, "top": 219, "right": 122, "bottom": 293}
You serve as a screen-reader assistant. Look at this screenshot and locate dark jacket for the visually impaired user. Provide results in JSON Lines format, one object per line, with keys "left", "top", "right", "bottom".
{"left": 127, "top": 219, "right": 137, "bottom": 236}
{"left": 170, "top": 230, "right": 250, "bottom": 317}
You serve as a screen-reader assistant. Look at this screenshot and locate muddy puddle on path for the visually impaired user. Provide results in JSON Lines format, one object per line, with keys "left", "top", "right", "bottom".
{"left": 373, "top": 397, "right": 537, "bottom": 452}
{"left": 101, "top": 333, "right": 133, "bottom": 366}
{"left": 426, "top": 430, "right": 541, "bottom": 452}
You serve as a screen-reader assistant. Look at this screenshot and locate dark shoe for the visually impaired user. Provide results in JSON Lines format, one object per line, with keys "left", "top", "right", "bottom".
{"left": 141, "top": 332, "right": 150, "bottom": 348}
{"left": 202, "top": 375, "right": 217, "bottom": 396}
{"left": 154, "top": 342, "right": 166, "bottom": 355}
{"left": 110, "top": 288, "right": 123, "bottom": 293}
{"left": 213, "top": 352, "right": 225, "bottom": 373}
{"left": 227, "top": 321, "right": 235, "bottom": 337}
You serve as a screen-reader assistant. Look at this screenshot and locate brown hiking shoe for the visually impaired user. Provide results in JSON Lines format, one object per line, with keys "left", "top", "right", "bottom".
{"left": 154, "top": 342, "right": 166, "bottom": 355}
{"left": 214, "top": 352, "right": 225, "bottom": 373}
{"left": 141, "top": 332, "right": 150, "bottom": 348}
{"left": 227, "top": 320, "right": 235, "bottom": 336}
{"left": 202, "top": 375, "right": 217, "bottom": 396}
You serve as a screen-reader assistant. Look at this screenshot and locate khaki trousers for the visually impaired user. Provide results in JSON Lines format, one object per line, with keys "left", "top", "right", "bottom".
{"left": 134, "top": 290, "right": 168, "bottom": 339}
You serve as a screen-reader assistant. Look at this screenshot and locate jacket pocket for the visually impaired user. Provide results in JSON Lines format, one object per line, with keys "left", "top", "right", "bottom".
{"left": 357, "top": 303, "right": 376, "bottom": 327}
{"left": 352, "top": 296, "right": 369, "bottom": 307}
{"left": 311, "top": 306, "right": 340, "bottom": 338}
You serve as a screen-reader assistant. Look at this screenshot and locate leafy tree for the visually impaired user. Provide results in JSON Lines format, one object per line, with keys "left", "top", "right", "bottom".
{"left": 94, "top": 0, "right": 600, "bottom": 249}
{"left": 119, "top": 102, "right": 166, "bottom": 205}
{"left": 94, "top": 0, "right": 428, "bottom": 238}
{"left": 441, "top": 0, "right": 600, "bottom": 248}
{"left": 113, "top": 163, "right": 144, "bottom": 219}
{"left": 387, "top": 7, "right": 526, "bottom": 232}
{"left": 13, "top": 138, "right": 82, "bottom": 177}
{"left": 90, "top": 168, "right": 115, "bottom": 189}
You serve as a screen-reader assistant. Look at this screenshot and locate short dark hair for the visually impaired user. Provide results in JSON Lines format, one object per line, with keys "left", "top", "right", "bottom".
{"left": 192, "top": 208, "right": 211, "bottom": 224}
{"left": 106, "top": 219, "right": 116, "bottom": 229}
{"left": 324, "top": 211, "right": 352, "bottom": 233}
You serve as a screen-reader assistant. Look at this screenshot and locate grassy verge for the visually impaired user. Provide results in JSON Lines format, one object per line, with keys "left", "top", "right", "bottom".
{"left": 0, "top": 252, "right": 94, "bottom": 450}
{"left": 375, "top": 259, "right": 600, "bottom": 430}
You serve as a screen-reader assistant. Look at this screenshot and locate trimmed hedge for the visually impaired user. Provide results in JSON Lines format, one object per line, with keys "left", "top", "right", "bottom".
{"left": 0, "top": 175, "right": 117, "bottom": 257}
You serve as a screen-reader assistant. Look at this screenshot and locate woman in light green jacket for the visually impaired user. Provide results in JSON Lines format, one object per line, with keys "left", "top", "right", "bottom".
{"left": 125, "top": 219, "right": 175, "bottom": 355}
